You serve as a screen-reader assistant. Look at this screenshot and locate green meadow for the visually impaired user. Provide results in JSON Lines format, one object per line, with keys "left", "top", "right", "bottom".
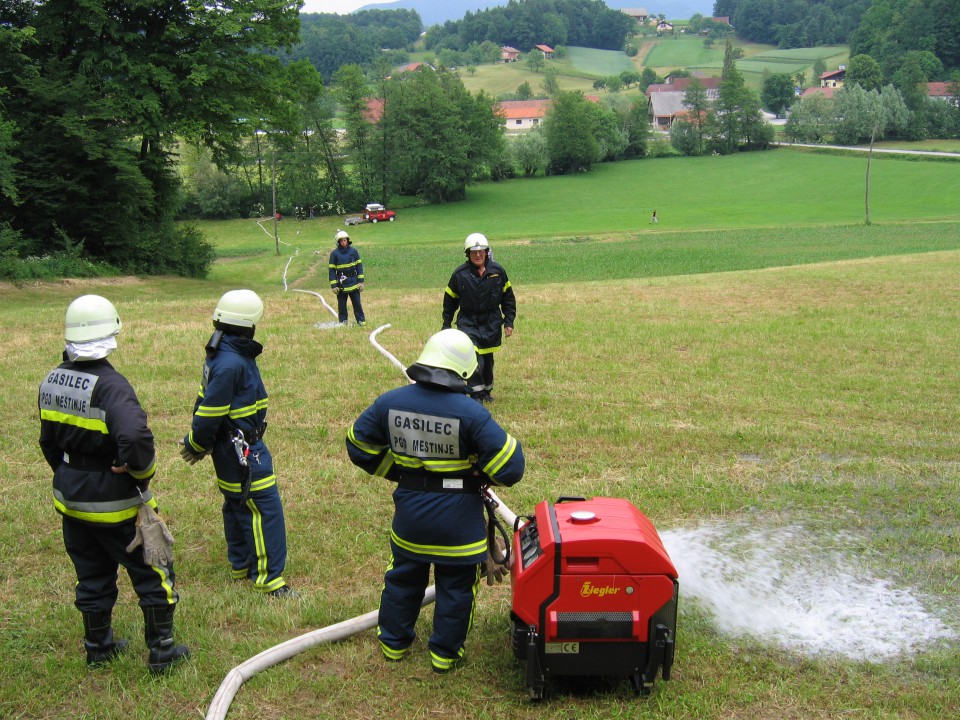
{"left": 2, "top": 147, "right": 959, "bottom": 719}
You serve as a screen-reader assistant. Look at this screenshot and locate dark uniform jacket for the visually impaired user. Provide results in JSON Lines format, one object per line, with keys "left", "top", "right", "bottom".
{"left": 329, "top": 245, "right": 364, "bottom": 293}
{"left": 442, "top": 258, "right": 516, "bottom": 352}
{"left": 346, "top": 368, "right": 524, "bottom": 565}
{"left": 184, "top": 333, "right": 275, "bottom": 495}
{"left": 39, "top": 357, "right": 157, "bottom": 525}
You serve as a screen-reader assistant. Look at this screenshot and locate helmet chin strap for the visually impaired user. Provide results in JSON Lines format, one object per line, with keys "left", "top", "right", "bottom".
{"left": 65, "top": 336, "right": 117, "bottom": 361}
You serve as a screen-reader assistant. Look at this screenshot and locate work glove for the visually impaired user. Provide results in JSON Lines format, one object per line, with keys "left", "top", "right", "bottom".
{"left": 357, "top": 283, "right": 364, "bottom": 291}
{"left": 332, "top": 287, "right": 340, "bottom": 295}
{"left": 483, "top": 536, "right": 509, "bottom": 586}
{"left": 178, "top": 439, "right": 206, "bottom": 465}
{"left": 126, "top": 504, "right": 175, "bottom": 567}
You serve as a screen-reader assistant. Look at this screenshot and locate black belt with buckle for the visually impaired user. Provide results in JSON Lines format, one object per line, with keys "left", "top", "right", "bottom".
{"left": 397, "top": 473, "right": 480, "bottom": 494}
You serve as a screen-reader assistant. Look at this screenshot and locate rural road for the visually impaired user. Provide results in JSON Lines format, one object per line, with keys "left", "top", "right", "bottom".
{"left": 782, "top": 141, "right": 960, "bottom": 157}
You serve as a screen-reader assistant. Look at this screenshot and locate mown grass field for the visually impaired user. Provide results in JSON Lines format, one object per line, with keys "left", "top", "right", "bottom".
{"left": 452, "top": 35, "right": 849, "bottom": 97}
{"left": 2, "top": 148, "right": 959, "bottom": 719}
{"left": 565, "top": 46, "right": 637, "bottom": 76}
{"left": 457, "top": 60, "right": 597, "bottom": 97}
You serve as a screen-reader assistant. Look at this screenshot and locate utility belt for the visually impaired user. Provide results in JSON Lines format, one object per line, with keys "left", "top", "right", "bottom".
{"left": 218, "top": 422, "right": 266, "bottom": 445}
{"left": 62, "top": 451, "right": 115, "bottom": 471}
{"left": 397, "top": 472, "right": 480, "bottom": 494}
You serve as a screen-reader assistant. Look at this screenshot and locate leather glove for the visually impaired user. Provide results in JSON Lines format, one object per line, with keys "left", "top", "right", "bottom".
{"left": 178, "top": 439, "right": 205, "bottom": 465}
{"left": 358, "top": 283, "right": 364, "bottom": 291}
{"left": 126, "top": 504, "right": 175, "bottom": 567}
{"left": 332, "top": 287, "right": 340, "bottom": 294}
{"left": 483, "top": 536, "right": 508, "bottom": 586}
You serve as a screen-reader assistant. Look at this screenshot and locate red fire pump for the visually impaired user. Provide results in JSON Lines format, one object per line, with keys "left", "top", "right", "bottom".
{"left": 510, "top": 496, "right": 678, "bottom": 700}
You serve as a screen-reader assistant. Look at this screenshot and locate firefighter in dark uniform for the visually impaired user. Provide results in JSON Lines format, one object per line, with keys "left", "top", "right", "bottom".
{"left": 442, "top": 233, "right": 516, "bottom": 403}
{"left": 179, "top": 290, "right": 295, "bottom": 597}
{"left": 329, "top": 229, "right": 366, "bottom": 326}
{"left": 38, "top": 295, "right": 189, "bottom": 673}
{"left": 347, "top": 329, "right": 525, "bottom": 672}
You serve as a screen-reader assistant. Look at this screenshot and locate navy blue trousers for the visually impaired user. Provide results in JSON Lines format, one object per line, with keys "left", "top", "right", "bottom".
{"left": 337, "top": 289, "right": 365, "bottom": 323}
{"left": 378, "top": 543, "right": 481, "bottom": 669}
{"left": 62, "top": 515, "right": 178, "bottom": 613}
{"left": 222, "top": 485, "right": 288, "bottom": 593}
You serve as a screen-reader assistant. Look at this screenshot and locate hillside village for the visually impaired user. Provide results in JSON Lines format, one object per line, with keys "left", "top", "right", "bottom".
{"left": 2, "top": 0, "right": 958, "bottom": 276}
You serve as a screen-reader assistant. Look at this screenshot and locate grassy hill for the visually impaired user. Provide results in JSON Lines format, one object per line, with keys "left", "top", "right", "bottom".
{"left": 4, "top": 149, "right": 958, "bottom": 719}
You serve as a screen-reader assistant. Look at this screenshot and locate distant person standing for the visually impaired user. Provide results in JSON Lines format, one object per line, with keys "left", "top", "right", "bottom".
{"left": 442, "top": 233, "right": 516, "bottom": 404}
{"left": 650, "top": 209, "right": 658, "bottom": 224}
{"left": 329, "top": 230, "right": 366, "bottom": 327}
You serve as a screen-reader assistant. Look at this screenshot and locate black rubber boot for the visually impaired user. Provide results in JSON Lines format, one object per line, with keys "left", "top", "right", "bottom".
{"left": 82, "top": 610, "right": 129, "bottom": 667}
{"left": 143, "top": 605, "right": 190, "bottom": 675}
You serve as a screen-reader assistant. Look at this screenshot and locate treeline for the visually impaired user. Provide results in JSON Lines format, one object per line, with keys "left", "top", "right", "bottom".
{"left": 0, "top": 0, "right": 304, "bottom": 279}
{"left": 286, "top": 9, "right": 423, "bottom": 82}
{"left": 850, "top": 0, "right": 960, "bottom": 77}
{"left": 713, "top": 0, "right": 870, "bottom": 48}
{"left": 425, "top": 0, "right": 636, "bottom": 53}
{"left": 716, "top": 0, "right": 959, "bottom": 78}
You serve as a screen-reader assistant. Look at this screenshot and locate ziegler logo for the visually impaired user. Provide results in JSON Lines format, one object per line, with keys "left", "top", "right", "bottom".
{"left": 580, "top": 581, "right": 620, "bottom": 598}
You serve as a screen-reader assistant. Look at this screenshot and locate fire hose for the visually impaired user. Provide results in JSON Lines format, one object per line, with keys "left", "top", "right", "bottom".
{"left": 204, "top": 324, "right": 518, "bottom": 720}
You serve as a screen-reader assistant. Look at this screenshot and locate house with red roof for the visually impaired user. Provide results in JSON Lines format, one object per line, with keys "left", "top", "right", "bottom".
{"left": 497, "top": 96, "right": 601, "bottom": 133}
{"left": 927, "top": 81, "right": 959, "bottom": 105}
{"left": 820, "top": 68, "right": 846, "bottom": 88}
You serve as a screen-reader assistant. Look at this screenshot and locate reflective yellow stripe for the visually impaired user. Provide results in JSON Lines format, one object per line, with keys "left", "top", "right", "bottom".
{"left": 503, "top": 280, "right": 512, "bottom": 291}
{"left": 445, "top": 287, "right": 459, "bottom": 299}
{"left": 128, "top": 459, "right": 156, "bottom": 481}
{"left": 390, "top": 530, "right": 486, "bottom": 558}
{"left": 150, "top": 563, "right": 177, "bottom": 601}
{"left": 195, "top": 403, "right": 229, "bottom": 418}
{"left": 347, "top": 426, "right": 386, "bottom": 455}
{"left": 483, "top": 434, "right": 517, "bottom": 478}
{"left": 187, "top": 431, "right": 206, "bottom": 453}
{"left": 380, "top": 640, "right": 407, "bottom": 660}
{"left": 40, "top": 408, "right": 108, "bottom": 434}
{"left": 374, "top": 455, "right": 395, "bottom": 478}
{"left": 228, "top": 403, "right": 258, "bottom": 419}
{"left": 53, "top": 496, "right": 156, "bottom": 524}
{"left": 249, "top": 497, "right": 268, "bottom": 586}
{"left": 216, "top": 474, "right": 277, "bottom": 494}
{"left": 391, "top": 455, "right": 475, "bottom": 473}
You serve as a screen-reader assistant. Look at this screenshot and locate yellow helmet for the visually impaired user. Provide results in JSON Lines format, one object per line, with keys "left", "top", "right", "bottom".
{"left": 212, "top": 289, "right": 264, "bottom": 328}
{"left": 416, "top": 329, "right": 478, "bottom": 379}
{"left": 64, "top": 295, "right": 122, "bottom": 342}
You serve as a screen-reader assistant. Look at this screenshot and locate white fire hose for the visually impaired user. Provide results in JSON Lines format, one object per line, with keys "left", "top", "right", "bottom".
{"left": 204, "top": 324, "right": 518, "bottom": 720}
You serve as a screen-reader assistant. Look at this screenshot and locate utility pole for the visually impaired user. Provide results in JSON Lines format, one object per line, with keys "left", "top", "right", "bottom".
{"left": 271, "top": 151, "right": 279, "bottom": 255}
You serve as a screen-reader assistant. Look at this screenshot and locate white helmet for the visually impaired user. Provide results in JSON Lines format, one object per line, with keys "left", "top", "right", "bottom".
{"left": 64, "top": 295, "right": 122, "bottom": 342}
{"left": 416, "top": 329, "right": 478, "bottom": 379}
{"left": 335, "top": 230, "right": 351, "bottom": 244}
{"left": 464, "top": 233, "right": 489, "bottom": 253}
{"left": 213, "top": 289, "right": 264, "bottom": 328}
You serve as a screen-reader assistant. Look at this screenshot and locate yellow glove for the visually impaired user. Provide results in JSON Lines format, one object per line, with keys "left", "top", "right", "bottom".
{"left": 126, "top": 505, "right": 175, "bottom": 567}
{"left": 178, "top": 439, "right": 206, "bottom": 465}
